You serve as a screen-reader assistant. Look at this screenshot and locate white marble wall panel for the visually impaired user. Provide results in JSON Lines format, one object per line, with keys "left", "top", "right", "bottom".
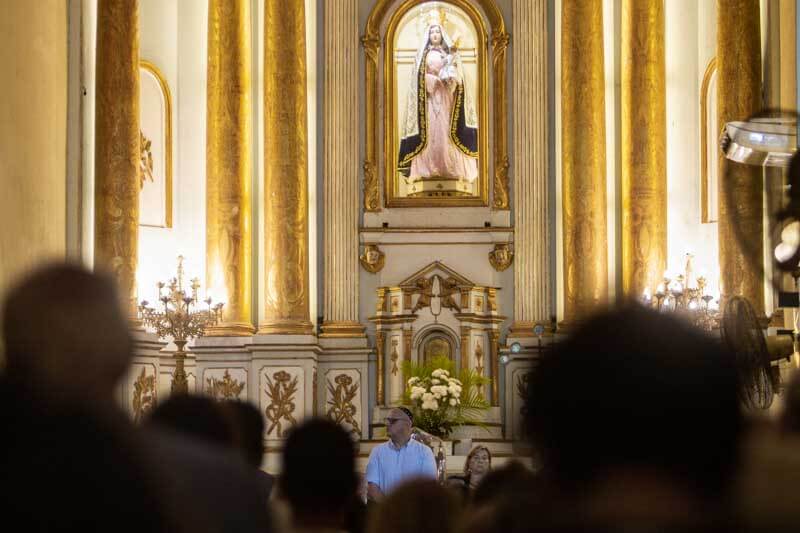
{"left": 505, "top": 363, "right": 534, "bottom": 440}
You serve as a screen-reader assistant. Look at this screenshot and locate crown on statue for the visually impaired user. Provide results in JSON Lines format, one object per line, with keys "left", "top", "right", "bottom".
{"left": 425, "top": 6, "right": 448, "bottom": 28}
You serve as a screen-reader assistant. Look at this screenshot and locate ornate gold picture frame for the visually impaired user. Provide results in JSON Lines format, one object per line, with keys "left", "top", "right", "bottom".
{"left": 363, "top": 0, "right": 509, "bottom": 210}
{"left": 700, "top": 57, "right": 718, "bottom": 224}
{"left": 139, "top": 60, "right": 173, "bottom": 228}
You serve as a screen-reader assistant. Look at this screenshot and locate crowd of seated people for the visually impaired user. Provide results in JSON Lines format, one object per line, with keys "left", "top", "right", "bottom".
{"left": 5, "top": 262, "right": 800, "bottom": 532}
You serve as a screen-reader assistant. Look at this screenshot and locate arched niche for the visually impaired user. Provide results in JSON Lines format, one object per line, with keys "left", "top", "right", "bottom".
{"left": 362, "top": 0, "right": 509, "bottom": 211}
{"left": 414, "top": 324, "right": 460, "bottom": 364}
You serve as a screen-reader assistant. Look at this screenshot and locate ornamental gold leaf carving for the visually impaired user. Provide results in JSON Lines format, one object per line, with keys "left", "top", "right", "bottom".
{"left": 326, "top": 373, "right": 361, "bottom": 437}
{"left": 139, "top": 131, "right": 154, "bottom": 188}
{"left": 205, "top": 369, "right": 246, "bottom": 400}
{"left": 132, "top": 366, "right": 156, "bottom": 424}
{"left": 264, "top": 370, "right": 299, "bottom": 437}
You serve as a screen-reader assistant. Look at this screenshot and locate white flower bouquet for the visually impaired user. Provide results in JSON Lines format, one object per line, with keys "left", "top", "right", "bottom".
{"left": 403, "top": 355, "right": 490, "bottom": 438}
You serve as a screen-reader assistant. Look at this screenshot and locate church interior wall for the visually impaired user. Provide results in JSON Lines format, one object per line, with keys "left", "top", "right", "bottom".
{"left": 135, "top": 0, "right": 208, "bottom": 305}
{"left": 0, "top": 1, "right": 68, "bottom": 302}
{"left": 357, "top": 0, "right": 517, "bottom": 343}
{"left": 665, "top": 0, "right": 719, "bottom": 292}
{"left": 555, "top": 0, "right": 724, "bottom": 320}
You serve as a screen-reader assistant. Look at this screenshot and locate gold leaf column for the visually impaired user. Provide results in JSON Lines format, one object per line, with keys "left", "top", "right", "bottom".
{"left": 95, "top": 0, "right": 140, "bottom": 317}
{"left": 488, "top": 330, "right": 499, "bottom": 406}
{"left": 206, "top": 0, "right": 254, "bottom": 336}
{"left": 260, "top": 0, "right": 313, "bottom": 335}
{"left": 561, "top": 0, "right": 608, "bottom": 324}
{"left": 620, "top": 0, "right": 666, "bottom": 298}
{"left": 717, "top": 0, "right": 763, "bottom": 315}
{"left": 376, "top": 330, "right": 386, "bottom": 406}
{"left": 321, "top": 0, "right": 365, "bottom": 337}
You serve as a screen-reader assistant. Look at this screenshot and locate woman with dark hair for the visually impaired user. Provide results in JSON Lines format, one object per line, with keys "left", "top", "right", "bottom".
{"left": 447, "top": 445, "right": 492, "bottom": 497}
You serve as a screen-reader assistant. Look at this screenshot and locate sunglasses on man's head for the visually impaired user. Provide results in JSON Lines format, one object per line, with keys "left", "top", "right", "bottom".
{"left": 385, "top": 417, "right": 406, "bottom": 425}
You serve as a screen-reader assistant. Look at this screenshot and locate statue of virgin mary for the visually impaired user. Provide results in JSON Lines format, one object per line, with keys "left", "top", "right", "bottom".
{"left": 397, "top": 17, "right": 478, "bottom": 186}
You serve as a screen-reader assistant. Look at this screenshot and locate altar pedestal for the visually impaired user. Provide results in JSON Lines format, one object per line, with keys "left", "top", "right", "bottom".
{"left": 406, "top": 177, "right": 473, "bottom": 198}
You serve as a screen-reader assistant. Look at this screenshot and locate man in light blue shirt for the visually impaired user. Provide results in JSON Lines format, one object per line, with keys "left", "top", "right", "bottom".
{"left": 365, "top": 407, "right": 437, "bottom": 501}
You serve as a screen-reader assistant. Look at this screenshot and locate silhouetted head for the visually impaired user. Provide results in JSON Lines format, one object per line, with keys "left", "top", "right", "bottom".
{"left": 2, "top": 263, "right": 132, "bottom": 405}
{"left": 471, "top": 460, "right": 538, "bottom": 507}
{"left": 220, "top": 400, "right": 266, "bottom": 468}
{"left": 780, "top": 370, "right": 800, "bottom": 434}
{"left": 526, "top": 305, "right": 742, "bottom": 499}
{"left": 146, "top": 395, "right": 235, "bottom": 449}
{"left": 280, "top": 418, "right": 357, "bottom": 525}
{"left": 367, "top": 479, "right": 461, "bottom": 533}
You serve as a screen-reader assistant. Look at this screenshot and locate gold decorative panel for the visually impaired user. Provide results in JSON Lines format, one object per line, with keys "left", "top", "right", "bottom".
{"left": 260, "top": 366, "right": 304, "bottom": 438}
{"left": 204, "top": 368, "right": 247, "bottom": 400}
{"left": 325, "top": 369, "right": 362, "bottom": 437}
{"left": 128, "top": 363, "right": 157, "bottom": 423}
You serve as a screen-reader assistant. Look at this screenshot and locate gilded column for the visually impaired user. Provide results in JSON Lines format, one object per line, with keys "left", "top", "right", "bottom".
{"left": 717, "top": 0, "right": 763, "bottom": 315}
{"left": 510, "top": 0, "right": 551, "bottom": 335}
{"left": 620, "top": 0, "right": 666, "bottom": 298}
{"left": 260, "top": 0, "right": 313, "bottom": 334}
{"left": 321, "top": 0, "right": 364, "bottom": 337}
{"left": 376, "top": 330, "right": 386, "bottom": 405}
{"left": 460, "top": 325, "right": 471, "bottom": 371}
{"left": 95, "top": 0, "right": 140, "bottom": 318}
{"left": 561, "top": 0, "right": 608, "bottom": 324}
{"left": 488, "top": 330, "right": 499, "bottom": 406}
{"left": 389, "top": 336, "right": 403, "bottom": 405}
{"left": 206, "top": 0, "right": 254, "bottom": 336}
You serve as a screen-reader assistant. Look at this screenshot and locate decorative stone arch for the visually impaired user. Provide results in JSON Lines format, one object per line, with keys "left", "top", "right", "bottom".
{"left": 413, "top": 322, "right": 461, "bottom": 365}
{"left": 361, "top": 0, "right": 509, "bottom": 211}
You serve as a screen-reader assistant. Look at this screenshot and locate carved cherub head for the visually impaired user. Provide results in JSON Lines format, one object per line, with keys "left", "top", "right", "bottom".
{"left": 360, "top": 244, "right": 385, "bottom": 273}
{"left": 489, "top": 243, "right": 514, "bottom": 271}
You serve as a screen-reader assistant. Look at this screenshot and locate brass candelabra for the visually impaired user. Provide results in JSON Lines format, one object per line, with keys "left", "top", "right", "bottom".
{"left": 641, "top": 254, "right": 720, "bottom": 331}
{"left": 138, "top": 256, "right": 224, "bottom": 394}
